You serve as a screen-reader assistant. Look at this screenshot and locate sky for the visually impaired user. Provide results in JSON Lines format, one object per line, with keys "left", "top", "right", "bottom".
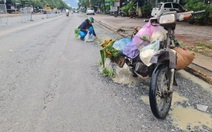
{"left": 64, "top": 0, "right": 79, "bottom": 8}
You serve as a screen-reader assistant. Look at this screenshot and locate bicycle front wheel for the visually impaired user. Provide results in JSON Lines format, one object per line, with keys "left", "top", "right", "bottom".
{"left": 149, "top": 65, "right": 172, "bottom": 119}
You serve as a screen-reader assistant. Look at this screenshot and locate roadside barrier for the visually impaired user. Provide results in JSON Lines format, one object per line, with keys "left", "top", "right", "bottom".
{"left": 0, "top": 4, "right": 8, "bottom": 26}
{"left": 20, "top": 7, "right": 32, "bottom": 23}
{"left": 46, "top": 10, "right": 59, "bottom": 18}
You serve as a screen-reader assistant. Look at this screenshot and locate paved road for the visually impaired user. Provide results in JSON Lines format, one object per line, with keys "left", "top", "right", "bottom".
{"left": 0, "top": 13, "right": 211, "bottom": 132}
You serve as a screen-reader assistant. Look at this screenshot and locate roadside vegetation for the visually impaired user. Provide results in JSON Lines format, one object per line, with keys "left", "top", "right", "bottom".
{"left": 78, "top": 0, "right": 212, "bottom": 25}
{"left": 8, "top": 0, "right": 70, "bottom": 10}
{"left": 185, "top": 0, "right": 212, "bottom": 25}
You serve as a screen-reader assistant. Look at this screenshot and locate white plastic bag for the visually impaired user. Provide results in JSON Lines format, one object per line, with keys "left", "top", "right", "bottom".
{"left": 150, "top": 27, "right": 167, "bottom": 42}
{"left": 84, "top": 32, "right": 95, "bottom": 42}
{"left": 139, "top": 40, "right": 160, "bottom": 66}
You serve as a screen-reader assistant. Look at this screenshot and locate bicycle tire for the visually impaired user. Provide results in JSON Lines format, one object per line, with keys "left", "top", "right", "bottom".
{"left": 149, "top": 65, "right": 172, "bottom": 119}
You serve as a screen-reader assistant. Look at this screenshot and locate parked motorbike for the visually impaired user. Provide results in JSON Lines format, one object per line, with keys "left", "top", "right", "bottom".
{"left": 113, "top": 11, "right": 118, "bottom": 17}
{"left": 113, "top": 11, "right": 127, "bottom": 17}
{"left": 124, "top": 10, "right": 205, "bottom": 119}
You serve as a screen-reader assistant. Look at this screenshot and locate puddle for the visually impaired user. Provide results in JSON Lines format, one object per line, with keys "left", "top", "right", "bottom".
{"left": 171, "top": 105, "right": 212, "bottom": 130}
{"left": 141, "top": 93, "right": 211, "bottom": 130}
{"left": 140, "top": 91, "right": 189, "bottom": 106}
{"left": 172, "top": 92, "right": 189, "bottom": 104}
{"left": 172, "top": 93, "right": 210, "bottom": 130}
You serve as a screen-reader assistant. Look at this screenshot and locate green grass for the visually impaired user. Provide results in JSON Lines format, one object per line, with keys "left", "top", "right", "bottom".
{"left": 197, "top": 42, "right": 212, "bottom": 49}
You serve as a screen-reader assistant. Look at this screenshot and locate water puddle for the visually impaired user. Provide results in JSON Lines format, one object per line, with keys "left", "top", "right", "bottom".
{"left": 140, "top": 93, "right": 211, "bottom": 130}
{"left": 171, "top": 105, "right": 212, "bottom": 130}
{"left": 172, "top": 92, "right": 189, "bottom": 104}
{"left": 140, "top": 92, "right": 188, "bottom": 106}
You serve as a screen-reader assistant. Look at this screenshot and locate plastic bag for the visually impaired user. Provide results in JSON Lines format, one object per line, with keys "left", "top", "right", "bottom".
{"left": 123, "top": 21, "right": 166, "bottom": 59}
{"left": 135, "top": 21, "right": 159, "bottom": 43}
{"left": 84, "top": 32, "right": 95, "bottom": 42}
{"left": 139, "top": 40, "right": 160, "bottom": 66}
{"left": 123, "top": 21, "right": 159, "bottom": 58}
{"left": 112, "top": 38, "right": 132, "bottom": 53}
{"left": 150, "top": 26, "right": 167, "bottom": 42}
{"left": 122, "top": 41, "right": 140, "bottom": 58}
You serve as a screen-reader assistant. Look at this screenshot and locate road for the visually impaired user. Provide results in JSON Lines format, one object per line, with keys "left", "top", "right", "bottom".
{"left": 0, "top": 13, "right": 211, "bottom": 132}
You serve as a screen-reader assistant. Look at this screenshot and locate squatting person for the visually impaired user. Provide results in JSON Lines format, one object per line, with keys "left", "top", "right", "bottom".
{"left": 78, "top": 17, "right": 98, "bottom": 40}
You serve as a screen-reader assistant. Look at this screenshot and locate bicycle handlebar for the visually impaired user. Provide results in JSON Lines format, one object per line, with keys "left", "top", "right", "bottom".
{"left": 192, "top": 10, "right": 205, "bottom": 15}
{"left": 143, "top": 10, "right": 205, "bottom": 23}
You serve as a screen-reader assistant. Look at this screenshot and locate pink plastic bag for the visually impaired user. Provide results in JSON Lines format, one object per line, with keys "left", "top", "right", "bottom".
{"left": 123, "top": 21, "right": 159, "bottom": 58}
{"left": 134, "top": 21, "right": 159, "bottom": 46}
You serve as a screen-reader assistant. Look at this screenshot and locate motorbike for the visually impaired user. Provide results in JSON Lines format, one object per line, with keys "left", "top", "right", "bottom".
{"left": 66, "top": 12, "right": 69, "bottom": 17}
{"left": 124, "top": 10, "right": 205, "bottom": 119}
{"left": 113, "top": 11, "right": 127, "bottom": 17}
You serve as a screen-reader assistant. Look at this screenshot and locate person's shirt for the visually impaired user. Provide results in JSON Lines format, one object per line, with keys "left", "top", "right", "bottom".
{"left": 78, "top": 19, "right": 96, "bottom": 36}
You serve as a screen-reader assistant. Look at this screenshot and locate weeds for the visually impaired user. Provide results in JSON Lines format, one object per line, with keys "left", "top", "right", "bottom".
{"left": 197, "top": 42, "right": 212, "bottom": 49}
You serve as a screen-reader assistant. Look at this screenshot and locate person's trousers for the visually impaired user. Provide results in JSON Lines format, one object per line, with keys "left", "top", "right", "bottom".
{"left": 79, "top": 27, "right": 94, "bottom": 40}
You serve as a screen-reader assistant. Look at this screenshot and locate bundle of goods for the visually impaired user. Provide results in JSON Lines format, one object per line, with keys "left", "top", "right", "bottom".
{"left": 173, "top": 47, "right": 195, "bottom": 70}
{"left": 123, "top": 21, "right": 166, "bottom": 59}
{"left": 100, "top": 38, "right": 132, "bottom": 68}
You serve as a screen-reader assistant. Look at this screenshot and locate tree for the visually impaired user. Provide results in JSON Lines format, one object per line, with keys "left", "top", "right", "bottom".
{"left": 11, "top": 0, "right": 69, "bottom": 9}
{"left": 186, "top": 0, "right": 212, "bottom": 25}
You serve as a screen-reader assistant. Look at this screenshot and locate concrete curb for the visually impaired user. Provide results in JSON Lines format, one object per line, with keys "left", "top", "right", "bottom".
{"left": 95, "top": 20, "right": 212, "bottom": 85}
{"left": 185, "top": 64, "right": 212, "bottom": 84}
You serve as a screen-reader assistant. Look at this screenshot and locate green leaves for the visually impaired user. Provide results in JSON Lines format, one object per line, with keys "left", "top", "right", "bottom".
{"left": 120, "top": 1, "right": 137, "bottom": 15}
{"left": 18, "top": 0, "right": 69, "bottom": 9}
{"left": 185, "top": 0, "right": 212, "bottom": 25}
{"left": 141, "top": 2, "right": 152, "bottom": 14}
{"left": 102, "top": 68, "right": 115, "bottom": 78}
{"left": 100, "top": 39, "right": 120, "bottom": 68}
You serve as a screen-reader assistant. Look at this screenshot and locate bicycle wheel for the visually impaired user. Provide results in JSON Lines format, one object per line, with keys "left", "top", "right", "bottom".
{"left": 149, "top": 65, "right": 172, "bottom": 119}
